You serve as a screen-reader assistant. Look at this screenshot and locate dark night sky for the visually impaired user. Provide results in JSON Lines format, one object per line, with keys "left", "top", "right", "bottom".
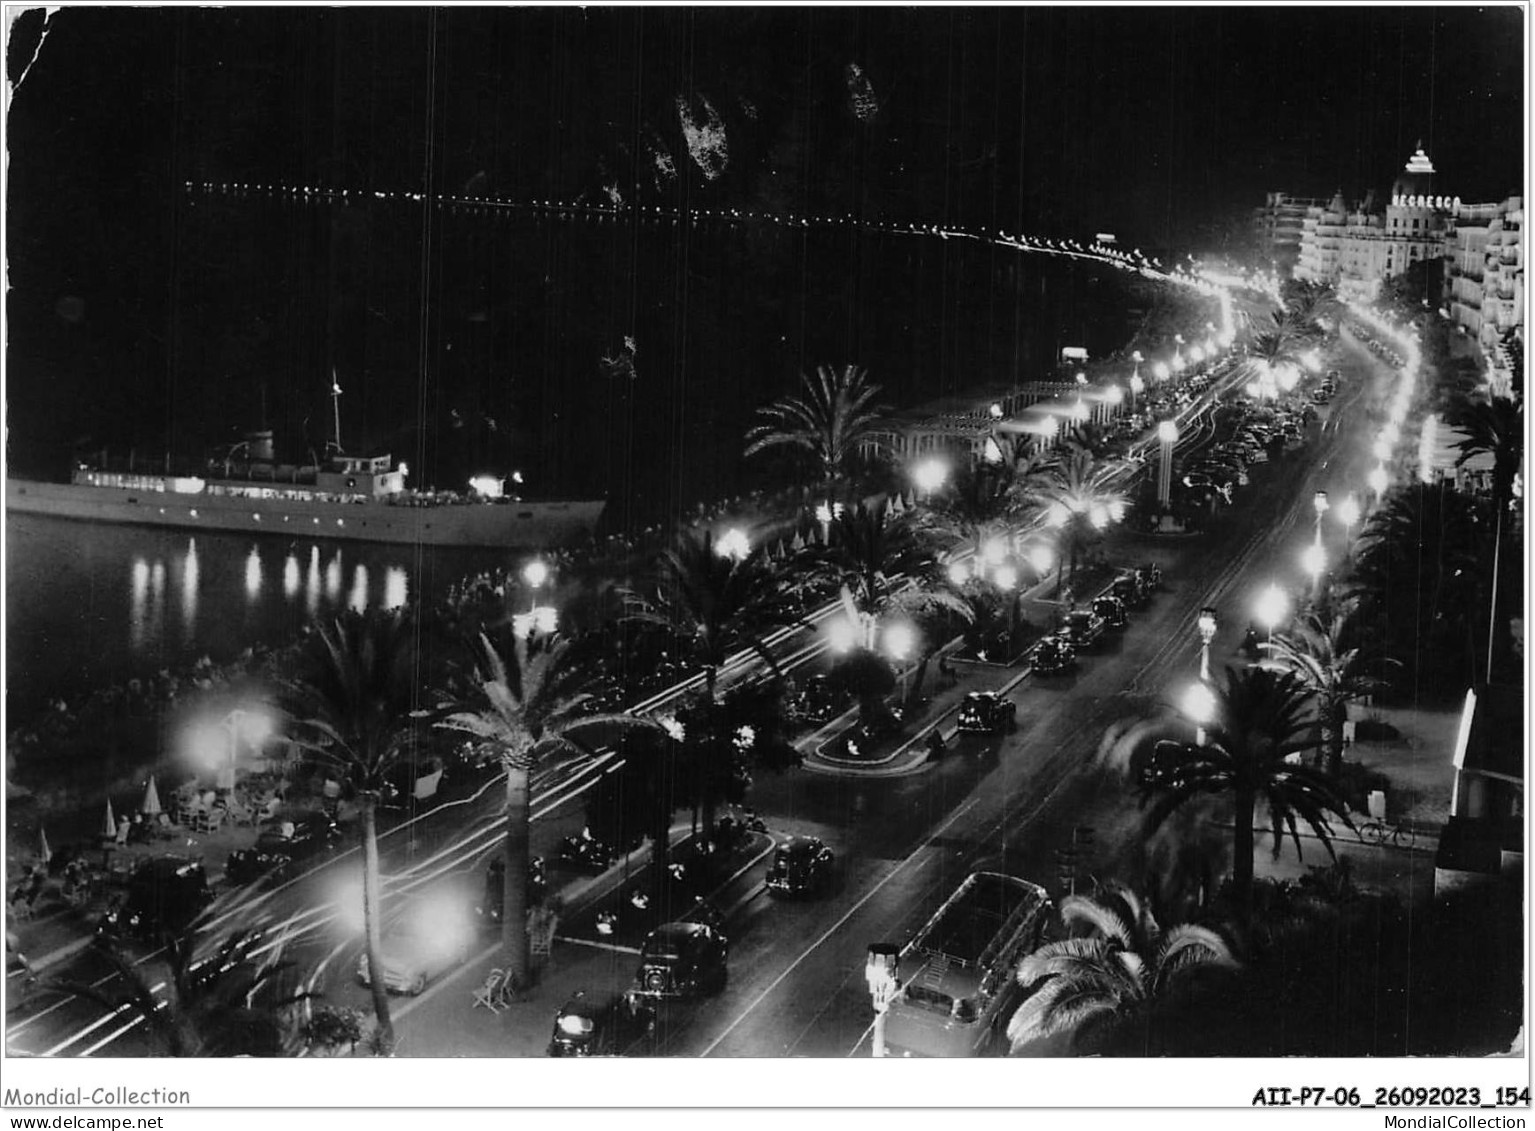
{"left": 3, "top": 5, "right": 1525, "bottom": 495}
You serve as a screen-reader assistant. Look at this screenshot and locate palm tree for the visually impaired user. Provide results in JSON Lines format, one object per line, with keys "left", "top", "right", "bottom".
{"left": 282, "top": 608, "right": 427, "bottom": 1051}
{"left": 811, "top": 502, "right": 972, "bottom": 715}
{"left": 53, "top": 924, "right": 309, "bottom": 1057}
{"left": 623, "top": 529, "right": 799, "bottom": 832}
{"left": 1026, "top": 447, "right": 1129, "bottom": 589}
{"left": 1260, "top": 595, "right": 1395, "bottom": 776}
{"left": 743, "top": 364, "right": 890, "bottom": 490}
{"left": 1451, "top": 393, "right": 1523, "bottom": 515}
{"left": 434, "top": 628, "right": 658, "bottom": 988}
{"left": 1139, "top": 666, "right": 1352, "bottom": 910}
{"left": 1006, "top": 883, "right": 1238, "bottom": 1053}
{"left": 1248, "top": 330, "right": 1298, "bottom": 371}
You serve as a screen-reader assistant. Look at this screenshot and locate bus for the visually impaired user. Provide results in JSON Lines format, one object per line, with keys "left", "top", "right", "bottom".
{"left": 882, "top": 871, "right": 1052, "bottom": 1057}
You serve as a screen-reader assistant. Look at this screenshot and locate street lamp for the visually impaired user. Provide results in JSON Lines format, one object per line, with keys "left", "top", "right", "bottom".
{"left": 1255, "top": 584, "right": 1288, "bottom": 648}
{"left": 1026, "top": 544, "right": 1055, "bottom": 581}
{"left": 208, "top": 708, "right": 272, "bottom": 791}
{"left": 912, "top": 458, "right": 948, "bottom": 501}
{"left": 521, "top": 559, "right": 549, "bottom": 603}
{"left": 1301, "top": 542, "right": 1327, "bottom": 598}
{"left": 1128, "top": 373, "right": 1145, "bottom": 411}
{"left": 1182, "top": 681, "right": 1217, "bottom": 747}
{"left": 883, "top": 621, "right": 918, "bottom": 700}
{"left": 1368, "top": 464, "right": 1389, "bottom": 503}
{"left": 866, "top": 943, "right": 902, "bottom": 1058}
{"left": 1196, "top": 606, "right": 1218, "bottom": 681}
{"left": 1336, "top": 493, "right": 1361, "bottom": 542}
{"left": 1152, "top": 361, "right": 1170, "bottom": 383}
{"left": 715, "top": 527, "right": 751, "bottom": 562}
{"left": 1157, "top": 421, "right": 1179, "bottom": 507}
{"left": 993, "top": 564, "right": 1019, "bottom": 591}
{"left": 1311, "top": 490, "right": 1329, "bottom": 545}
{"left": 947, "top": 560, "right": 971, "bottom": 587}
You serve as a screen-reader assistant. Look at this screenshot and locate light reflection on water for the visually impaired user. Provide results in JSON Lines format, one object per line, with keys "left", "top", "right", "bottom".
{"left": 7, "top": 513, "right": 509, "bottom": 716}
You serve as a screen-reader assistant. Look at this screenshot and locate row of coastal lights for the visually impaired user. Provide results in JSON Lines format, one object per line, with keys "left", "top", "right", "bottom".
{"left": 183, "top": 181, "right": 1169, "bottom": 276}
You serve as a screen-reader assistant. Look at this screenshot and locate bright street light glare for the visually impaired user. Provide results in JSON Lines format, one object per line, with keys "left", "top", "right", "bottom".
{"left": 1301, "top": 542, "right": 1326, "bottom": 578}
{"left": 912, "top": 458, "right": 949, "bottom": 495}
{"left": 993, "top": 564, "right": 1019, "bottom": 591}
{"left": 1027, "top": 545, "right": 1055, "bottom": 576}
{"left": 715, "top": 527, "right": 751, "bottom": 561}
{"left": 1182, "top": 682, "right": 1218, "bottom": 726}
{"left": 522, "top": 560, "right": 550, "bottom": 588}
{"left": 981, "top": 538, "right": 1008, "bottom": 565}
{"left": 828, "top": 618, "right": 859, "bottom": 653}
{"left": 947, "top": 561, "right": 971, "bottom": 586}
{"left": 1368, "top": 464, "right": 1389, "bottom": 496}
{"left": 1157, "top": 420, "right": 1179, "bottom": 443}
{"left": 1255, "top": 583, "right": 1288, "bottom": 630}
{"left": 1336, "top": 494, "right": 1361, "bottom": 529}
{"left": 882, "top": 622, "right": 916, "bottom": 661}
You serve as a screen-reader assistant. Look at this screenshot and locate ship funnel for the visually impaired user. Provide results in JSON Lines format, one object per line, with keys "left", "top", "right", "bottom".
{"left": 244, "top": 430, "right": 275, "bottom": 461}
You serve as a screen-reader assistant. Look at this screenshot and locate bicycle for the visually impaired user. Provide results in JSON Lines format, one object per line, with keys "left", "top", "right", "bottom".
{"left": 1358, "top": 820, "right": 1416, "bottom": 849}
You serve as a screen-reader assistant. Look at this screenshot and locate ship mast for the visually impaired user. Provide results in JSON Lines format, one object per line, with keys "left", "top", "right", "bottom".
{"left": 329, "top": 369, "right": 344, "bottom": 456}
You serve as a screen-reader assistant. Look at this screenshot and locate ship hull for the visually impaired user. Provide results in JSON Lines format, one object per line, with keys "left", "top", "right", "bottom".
{"left": 6, "top": 479, "right": 604, "bottom": 550}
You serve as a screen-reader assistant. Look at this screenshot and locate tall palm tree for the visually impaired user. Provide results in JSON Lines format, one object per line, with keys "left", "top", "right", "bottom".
{"left": 1026, "top": 447, "right": 1129, "bottom": 588}
{"left": 623, "top": 529, "right": 798, "bottom": 832}
{"left": 1139, "top": 666, "right": 1352, "bottom": 910}
{"left": 283, "top": 608, "right": 428, "bottom": 1051}
{"left": 1248, "top": 330, "right": 1298, "bottom": 371}
{"left": 1260, "top": 595, "right": 1395, "bottom": 776}
{"left": 1006, "top": 883, "right": 1238, "bottom": 1053}
{"left": 435, "top": 628, "right": 658, "bottom": 988}
{"left": 53, "top": 924, "right": 309, "bottom": 1057}
{"left": 743, "top": 364, "right": 891, "bottom": 490}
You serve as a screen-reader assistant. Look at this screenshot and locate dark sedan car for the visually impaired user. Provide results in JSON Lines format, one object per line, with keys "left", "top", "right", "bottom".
{"left": 225, "top": 813, "right": 346, "bottom": 886}
{"left": 630, "top": 922, "right": 729, "bottom": 1000}
{"left": 1109, "top": 574, "right": 1149, "bottom": 610}
{"left": 547, "top": 993, "right": 657, "bottom": 1057}
{"left": 99, "top": 856, "right": 213, "bottom": 943}
{"left": 1091, "top": 595, "right": 1129, "bottom": 631}
{"left": 1057, "top": 607, "right": 1106, "bottom": 651}
{"left": 792, "top": 674, "right": 850, "bottom": 725}
{"left": 956, "top": 691, "right": 1018, "bottom": 734}
{"left": 764, "top": 836, "right": 835, "bottom": 898}
{"left": 1031, "top": 635, "right": 1078, "bottom": 676}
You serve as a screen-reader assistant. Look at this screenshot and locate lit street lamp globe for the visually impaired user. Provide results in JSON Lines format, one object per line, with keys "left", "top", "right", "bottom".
{"left": 1182, "top": 682, "right": 1218, "bottom": 727}
{"left": 828, "top": 618, "right": 859, "bottom": 653}
{"left": 912, "top": 458, "right": 949, "bottom": 496}
{"left": 883, "top": 622, "right": 916, "bottom": 661}
{"left": 522, "top": 559, "right": 550, "bottom": 589}
{"left": 1255, "top": 584, "right": 1288, "bottom": 633}
{"left": 1368, "top": 464, "right": 1390, "bottom": 498}
{"left": 993, "top": 564, "right": 1019, "bottom": 591}
{"left": 1336, "top": 494, "right": 1361, "bottom": 529}
{"left": 1152, "top": 361, "right": 1171, "bottom": 382}
{"left": 715, "top": 527, "right": 751, "bottom": 561}
{"left": 1157, "top": 420, "right": 1179, "bottom": 444}
{"left": 1027, "top": 545, "right": 1055, "bottom": 577}
{"left": 1301, "top": 542, "right": 1326, "bottom": 580}
{"left": 947, "top": 561, "right": 971, "bottom": 586}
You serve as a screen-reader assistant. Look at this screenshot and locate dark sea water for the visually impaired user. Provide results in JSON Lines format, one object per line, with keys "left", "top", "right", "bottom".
{"left": 6, "top": 203, "right": 1147, "bottom": 721}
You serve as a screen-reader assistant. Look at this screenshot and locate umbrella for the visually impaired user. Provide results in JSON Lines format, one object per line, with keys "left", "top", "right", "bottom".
{"left": 140, "top": 777, "right": 162, "bottom": 817}
{"left": 101, "top": 800, "right": 118, "bottom": 840}
{"left": 39, "top": 827, "right": 52, "bottom": 866}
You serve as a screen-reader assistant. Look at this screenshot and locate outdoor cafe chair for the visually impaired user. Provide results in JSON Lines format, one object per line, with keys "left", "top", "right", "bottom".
{"left": 472, "top": 968, "right": 509, "bottom": 1013}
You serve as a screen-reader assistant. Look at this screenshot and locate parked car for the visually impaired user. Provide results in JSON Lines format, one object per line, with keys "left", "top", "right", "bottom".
{"left": 1110, "top": 573, "right": 1149, "bottom": 610}
{"left": 474, "top": 855, "right": 549, "bottom": 926}
{"left": 1031, "top": 635, "right": 1078, "bottom": 676}
{"left": 956, "top": 691, "right": 1018, "bottom": 735}
{"left": 357, "top": 906, "right": 475, "bottom": 995}
{"left": 1132, "top": 563, "right": 1163, "bottom": 591}
{"left": 764, "top": 836, "right": 835, "bottom": 898}
{"left": 1057, "top": 607, "right": 1106, "bottom": 652}
{"left": 629, "top": 922, "right": 729, "bottom": 1000}
{"left": 1134, "top": 740, "right": 1187, "bottom": 789}
{"left": 98, "top": 856, "right": 213, "bottom": 943}
{"left": 1091, "top": 595, "right": 1129, "bottom": 631}
{"left": 792, "top": 674, "right": 850, "bottom": 725}
{"left": 547, "top": 992, "right": 657, "bottom": 1057}
{"left": 225, "top": 813, "right": 346, "bottom": 886}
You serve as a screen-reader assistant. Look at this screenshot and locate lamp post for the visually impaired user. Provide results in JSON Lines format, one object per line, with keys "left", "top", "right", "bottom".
{"left": 1197, "top": 606, "right": 1218, "bottom": 681}
{"left": 215, "top": 709, "right": 272, "bottom": 792}
{"left": 1104, "top": 384, "right": 1124, "bottom": 421}
{"left": 522, "top": 559, "right": 549, "bottom": 612}
{"left": 912, "top": 458, "right": 948, "bottom": 502}
{"left": 883, "top": 622, "right": 917, "bottom": 701}
{"left": 1255, "top": 583, "right": 1288, "bottom": 650}
{"left": 1182, "top": 681, "right": 1217, "bottom": 748}
{"left": 715, "top": 527, "right": 751, "bottom": 562}
{"left": 1128, "top": 373, "right": 1145, "bottom": 412}
{"left": 1336, "top": 493, "right": 1361, "bottom": 550}
{"left": 1157, "top": 421, "right": 1179, "bottom": 508}
{"left": 1311, "top": 490, "right": 1329, "bottom": 546}
{"left": 1301, "top": 542, "right": 1327, "bottom": 600}
{"left": 866, "top": 944, "right": 902, "bottom": 1058}
{"left": 1368, "top": 464, "right": 1389, "bottom": 504}
{"left": 1130, "top": 350, "right": 1143, "bottom": 393}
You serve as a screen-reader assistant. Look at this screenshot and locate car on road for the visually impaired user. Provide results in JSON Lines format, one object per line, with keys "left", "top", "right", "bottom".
{"left": 956, "top": 691, "right": 1018, "bottom": 735}
{"left": 629, "top": 921, "right": 729, "bottom": 1000}
{"left": 1109, "top": 573, "right": 1149, "bottom": 610}
{"left": 357, "top": 907, "right": 476, "bottom": 995}
{"left": 1134, "top": 740, "right": 1187, "bottom": 789}
{"left": 791, "top": 674, "right": 850, "bottom": 725}
{"left": 1091, "top": 594, "right": 1129, "bottom": 631}
{"left": 1056, "top": 607, "right": 1106, "bottom": 652}
{"left": 98, "top": 856, "right": 213, "bottom": 944}
{"left": 547, "top": 992, "right": 657, "bottom": 1057}
{"left": 225, "top": 812, "right": 346, "bottom": 886}
{"left": 764, "top": 836, "right": 835, "bottom": 898}
{"left": 1031, "top": 635, "right": 1078, "bottom": 676}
